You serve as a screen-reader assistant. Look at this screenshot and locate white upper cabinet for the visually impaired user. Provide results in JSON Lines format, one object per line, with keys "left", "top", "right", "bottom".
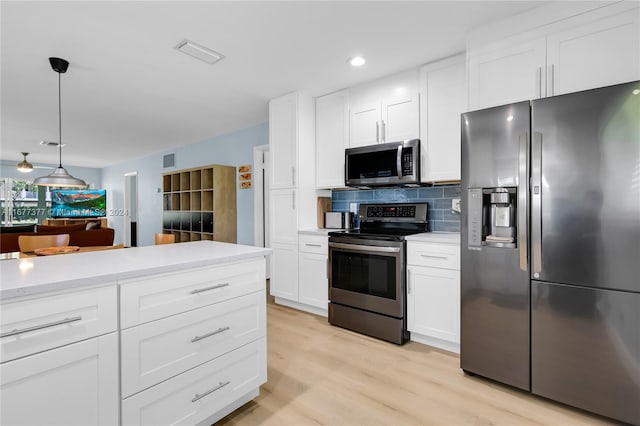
{"left": 269, "top": 93, "right": 298, "bottom": 189}
{"left": 547, "top": 9, "right": 640, "bottom": 96}
{"left": 316, "top": 90, "right": 349, "bottom": 189}
{"left": 350, "top": 69, "right": 419, "bottom": 147}
{"left": 419, "top": 54, "right": 467, "bottom": 182}
{"left": 468, "top": 39, "right": 546, "bottom": 110}
{"left": 468, "top": 3, "right": 640, "bottom": 110}
{"left": 382, "top": 91, "right": 420, "bottom": 142}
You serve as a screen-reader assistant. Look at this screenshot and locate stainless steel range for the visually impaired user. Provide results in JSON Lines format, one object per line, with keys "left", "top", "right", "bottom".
{"left": 328, "top": 203, "right": 428, "bottom": 344}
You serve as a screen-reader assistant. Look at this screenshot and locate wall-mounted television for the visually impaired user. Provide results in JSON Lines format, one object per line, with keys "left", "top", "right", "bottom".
{"left": 51, "top": 189, "right": 107, "bottom": 218}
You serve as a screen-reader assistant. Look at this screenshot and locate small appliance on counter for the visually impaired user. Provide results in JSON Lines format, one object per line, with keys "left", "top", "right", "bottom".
{"left": 325, "top": 211, "right": 353, "bottom": 229}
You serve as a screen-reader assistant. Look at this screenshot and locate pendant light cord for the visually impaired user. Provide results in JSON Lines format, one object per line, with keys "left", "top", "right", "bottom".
{"left": 58, "top": 71, "right": 63, "bottom": 168}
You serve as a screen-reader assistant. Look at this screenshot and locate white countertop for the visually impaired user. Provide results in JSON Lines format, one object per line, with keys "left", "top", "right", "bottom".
{"left": 405, "top": 232, "right": 460, "bottom": 244}
{"left": 0, "top": 241, "right": 271, "bottom": 301}
{"left": 298, "top": 228, "right": 344, "bottom": 236}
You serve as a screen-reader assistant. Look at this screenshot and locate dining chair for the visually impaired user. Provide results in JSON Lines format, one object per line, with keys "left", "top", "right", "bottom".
{"left": 18, "top": 234, "right": 70, "bottom": 252}
{"left": 154, "top": 233, "right": 176, "bottom": 245}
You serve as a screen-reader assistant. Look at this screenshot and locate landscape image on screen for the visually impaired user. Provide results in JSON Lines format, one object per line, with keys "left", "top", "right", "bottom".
{"left": 51, "top": 189, "right": 107, "bottom": 218}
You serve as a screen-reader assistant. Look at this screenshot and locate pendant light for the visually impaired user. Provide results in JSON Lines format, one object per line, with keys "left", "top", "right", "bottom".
{"left": 33, "top": 57, "right": 87, "bottom": 188}
{"left": 17, "top": 152, "right": 33, "bottom": 173}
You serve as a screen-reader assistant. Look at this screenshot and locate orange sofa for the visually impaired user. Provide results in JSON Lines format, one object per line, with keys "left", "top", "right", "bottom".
{"left": 0, "top": 222, "right": 115, "bottom": 253}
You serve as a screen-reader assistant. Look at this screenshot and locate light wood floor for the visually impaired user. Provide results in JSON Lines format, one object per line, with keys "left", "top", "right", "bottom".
{"left": 217, "top": 297, "right": 615, "bottom": 426}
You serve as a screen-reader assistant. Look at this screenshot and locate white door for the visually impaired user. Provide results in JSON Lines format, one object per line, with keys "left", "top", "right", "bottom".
{"left": 1, "top": 333, "right": 119, "bottom": 426}
{"left": 547, "top": 9, "right": 640, "bottom": 96}
{"left": 269, "top": 188, "right": 297, "bottom": 245}
{"left": 270, "top": 243, "right": 299, "bottom": 301}
{"left": 298, "top": 252, "right": 329, "bottom": 309}
{"left": 382, "top": 93, "right": 419, "bottom": 143}
{"left": 316, "top": 90, "right": 349, "bottom": 188}
{"left": 269, "top": 93, "right": 297, "bottom": 189}
{"left": 350, "top": 101, "right": 380, "bottom": 147}
{"left": 407, "top": 266, "right": 460, "bottom": 343}
{"left": 468, "top": 38, "right": 547, "bottom": 110}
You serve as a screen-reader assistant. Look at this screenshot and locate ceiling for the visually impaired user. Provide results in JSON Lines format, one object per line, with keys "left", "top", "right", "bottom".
{"left": 1, "top": 1, "right": 546, "bottom": 169}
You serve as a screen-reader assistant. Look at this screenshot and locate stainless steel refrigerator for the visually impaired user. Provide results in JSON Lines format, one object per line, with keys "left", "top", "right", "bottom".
{"left": 460, "top": 81, "right": 640, "bottom": 425}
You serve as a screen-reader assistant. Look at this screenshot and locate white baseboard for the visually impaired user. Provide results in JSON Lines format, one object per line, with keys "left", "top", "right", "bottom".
{"left": 410, "top": 332, "right": 460, "bottom": 354}
{"left": 274, "top": 297, "right": 328, "bottom": 317}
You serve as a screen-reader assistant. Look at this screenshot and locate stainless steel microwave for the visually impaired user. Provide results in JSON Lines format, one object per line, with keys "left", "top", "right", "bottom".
{"left": 345, "top": 139, "right": 420, "bottom": 187}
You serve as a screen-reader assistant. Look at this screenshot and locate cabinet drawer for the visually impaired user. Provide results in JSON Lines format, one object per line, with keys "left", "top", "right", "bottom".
{"left": 407, "top": 242, "right": 460, "bottom": 270}
{"left": 122, "top": 338, "right": 267, "bottom": 426}
{"left": 121, "top": 291, "right": 266, "bottom": 397}
{"left": 120, "top": 258, "right": 265, "bottom": 328}
{"left": 1, "top": 285, "right": 117, "bottom": 363}
{"left": 298, "top": 234, "right": 328, "bottom": 255}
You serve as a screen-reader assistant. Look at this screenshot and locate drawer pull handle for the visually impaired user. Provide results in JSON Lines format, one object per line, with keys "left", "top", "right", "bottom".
{"left": 191, "top": 326, "right": 230, "bottom": 343}
{"left": 1, "top": 316, "right": 82, "bottom": 338}
{"left": 190, "top": 283, "right": 230, "bottom": 294}
{"left": 305, "top": 243, "right": 322, "bottom": 247}
{"left": 192, "top": 381, "right": 231, "bottom": 403}
{"left": 420, "top": 254, "right": 448, "bottom": 260}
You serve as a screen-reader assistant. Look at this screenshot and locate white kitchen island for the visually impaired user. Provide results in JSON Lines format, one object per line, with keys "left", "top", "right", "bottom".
{"left": 0, "top": 241, "right": 271, "bottom": 426}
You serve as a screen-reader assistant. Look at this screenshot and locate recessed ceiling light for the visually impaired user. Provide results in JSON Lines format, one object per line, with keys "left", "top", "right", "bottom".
{"left": 175, "top": 39, "right": 225, "bottom": 64}
{"left": 40, "top": 140, "right": 66, "bottom": 148}
{"left": 348, "top": 56, "right": 366, "bottom": 67}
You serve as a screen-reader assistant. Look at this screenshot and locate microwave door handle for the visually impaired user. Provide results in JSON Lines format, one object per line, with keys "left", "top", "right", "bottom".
{"left": 396, "top": 144, "right": 403, "bottom": 179}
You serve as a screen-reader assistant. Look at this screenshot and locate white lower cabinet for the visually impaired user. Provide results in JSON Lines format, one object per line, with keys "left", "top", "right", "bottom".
{"left": 122, "top": 339, "right": 266, "bottom": 426}
{"left": 298, "top": 237, "right": 329, "bottom": 311}
{"left": 271, "top": 234, "right": 329, "bottom": 316}
{"left": 119, "top": 257, "right": 267, "bottom": 426}
{"left": 407, "top": 238, "right": 461, "bottom": 353}
{"left": 270, "top": 242, "right": 299, "bottom": 301}
{"left": 1, "top": 332, "right": 119, "bottom": 426}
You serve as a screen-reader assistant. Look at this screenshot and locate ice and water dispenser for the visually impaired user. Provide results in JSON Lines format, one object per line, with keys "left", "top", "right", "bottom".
{"left": 468, "top": 187, "right": 518, "bottom": 248}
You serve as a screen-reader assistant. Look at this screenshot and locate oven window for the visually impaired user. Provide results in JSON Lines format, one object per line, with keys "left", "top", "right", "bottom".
{"left": 331, "top": 250, "right": 397, "bottom": 299}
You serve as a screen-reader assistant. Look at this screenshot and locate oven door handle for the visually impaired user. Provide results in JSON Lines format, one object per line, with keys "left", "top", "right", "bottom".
{"left": 329, "top": 242, "right": 401, "bottom": 254}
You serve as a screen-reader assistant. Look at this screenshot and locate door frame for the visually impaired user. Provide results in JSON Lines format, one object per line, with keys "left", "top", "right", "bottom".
{"left": 253, "top": 145, "right": 270, "bottom": 277}
{"left": 123, "top": 171, "right": 138, "bottom": 247}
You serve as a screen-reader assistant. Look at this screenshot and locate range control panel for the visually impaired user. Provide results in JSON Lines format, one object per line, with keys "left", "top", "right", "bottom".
{"left": 366, "top": 205, "right": 416, "bottom": 218}
{"left": 360, "top": 203, "right": 428, "bottom": 223}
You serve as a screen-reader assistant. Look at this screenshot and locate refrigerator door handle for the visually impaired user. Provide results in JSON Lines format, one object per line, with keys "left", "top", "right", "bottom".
{"left": 518, "top": 132, "right": 529, "bottom": 271}
{"left": 531, "top": 131, "right": 543, "bottom": 277}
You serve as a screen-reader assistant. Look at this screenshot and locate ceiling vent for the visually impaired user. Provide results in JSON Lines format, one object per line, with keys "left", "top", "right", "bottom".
{"left": 40, "top": 140, "right": 66, "bottom": 148}
{"left": 175, "top": 39, "right": 225, "bottom": 64}
{"left": 163, "top": 153, "right": 175, "bottom": 168}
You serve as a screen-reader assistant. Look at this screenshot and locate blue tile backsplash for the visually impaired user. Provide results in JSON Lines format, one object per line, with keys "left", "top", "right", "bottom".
{"left": 331, "top": 185, "right": 461, "bottom": 232}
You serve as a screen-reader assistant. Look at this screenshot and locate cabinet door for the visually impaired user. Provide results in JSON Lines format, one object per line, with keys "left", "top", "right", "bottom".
{"left": 420, "top": 56, "right": 466, "bottom": 182}
{"left": 269, "top": 92, "right": 297, "bottom": 189}
{"left": 269, "top": 188, "right": 297, "bottom": 245}
{"left": 407, "top": 266, "right": 460, "bottom": 343}
{"left": 350, "top": 101, "right": 380, "bottom": 147}
{"left": 316, "top": 90, "right": 349, "bottom": 188}
{"left": 298, "top": 252, "right": 328, "bottom": 310}
{"left": 547, "top": 9, "right": 640, "bottom": 96}
{"left": 468, "top": 38, "right": 547, "bottom": 110}
{"left": 382, "top": 92, "right": 419, "bottom": 143}
{"left": 270, "top": 243, "right": 299, "bottom": 301}
{"left": 1, "top": 333, "right": 118, "bottom": 426}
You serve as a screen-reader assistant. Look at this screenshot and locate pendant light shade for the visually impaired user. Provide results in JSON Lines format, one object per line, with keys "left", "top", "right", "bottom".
{"left": 17, "top": 152, "right": 33, "bottom": 173}
{"left": 33, "top": 57, "right": 87, "bottom": 188}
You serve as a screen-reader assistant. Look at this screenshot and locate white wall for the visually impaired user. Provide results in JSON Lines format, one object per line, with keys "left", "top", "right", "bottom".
{"left": 100, "top": 122, "right": 268, "bottom": 247}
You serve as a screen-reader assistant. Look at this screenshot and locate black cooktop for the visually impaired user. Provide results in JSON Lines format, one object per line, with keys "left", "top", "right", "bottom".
{"left": 328, "top": 202, "right": 428, "bottom": 241}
